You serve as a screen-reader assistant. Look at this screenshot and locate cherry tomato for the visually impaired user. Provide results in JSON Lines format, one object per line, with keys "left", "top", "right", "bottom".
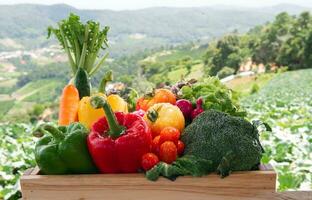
{"left": 159, "top": 127, "right": 181, "bottom": 145}
{"left": 141, "top": 153, "right": 159, "bottom": 171}
{"left": 159, "top": 141, "right": 177, "bottom": 164}
{"left": 177, "top": 140, "right": 185, "bottom": 155}
{"left": 152, "top": 135, "right": 161, "bottom": 155}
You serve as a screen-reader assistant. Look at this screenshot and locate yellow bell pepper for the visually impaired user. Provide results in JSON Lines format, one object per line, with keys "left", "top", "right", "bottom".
{"left": 106, "top": 94, "right": 128, "bottom": 113}
{"left": 78, "top": 93, "right": 128, "bottom": 129}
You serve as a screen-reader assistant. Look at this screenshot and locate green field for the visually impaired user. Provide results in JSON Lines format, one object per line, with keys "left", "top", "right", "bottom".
{"left": 226, "top": 73, "right": 276, "bottom": 97}
{"left": 0, "top": 79, "right": 63, "bottom": 120}
{"left": 142, "top": 45, "right": 207, "bottom": 84}
{"left": 0, "top": 100, "right": 15, "bottom": 117}
{"left": 0, "top": 79, "right": 17, "bottom": 88}
{"left": 242, "top": 69, "right": 312, "bottom": 191}
{"left": 13, "top": 79, "right": 63, "bottom": 102}
{"left": 155, "top": 45, "right": 207, "bottom": 62}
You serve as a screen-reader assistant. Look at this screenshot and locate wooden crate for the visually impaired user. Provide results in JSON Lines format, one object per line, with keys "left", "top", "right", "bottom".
{"left": 20, "top": 165, "right": 280, "bottom": 200}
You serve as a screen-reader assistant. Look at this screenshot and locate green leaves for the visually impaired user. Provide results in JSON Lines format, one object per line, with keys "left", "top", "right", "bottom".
{"left": 48, "top": 13, "right": 109, "bottom": 76}
{"left": 180, "top": 77, "right": 246, "bottom": 117}
{"left": 146, "top": 156, "right": 213, "bottom": 181}
{"left": 0, "top": 123, "right": 36, "bottom": 200}
{"left": 243, "top": 69, "right": 312, "bottom": 191}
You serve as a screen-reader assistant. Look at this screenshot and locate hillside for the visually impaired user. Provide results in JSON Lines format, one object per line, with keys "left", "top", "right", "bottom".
{"left": 0, "top": 4, "right": 311, "bottom": 56}
{"left": 139, "top": 43, "right": 207, "bottom": 84}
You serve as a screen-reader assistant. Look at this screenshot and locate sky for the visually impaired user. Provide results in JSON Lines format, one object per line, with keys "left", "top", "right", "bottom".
{"left": 0, "top": 0, "right": 311, "bottom": 10}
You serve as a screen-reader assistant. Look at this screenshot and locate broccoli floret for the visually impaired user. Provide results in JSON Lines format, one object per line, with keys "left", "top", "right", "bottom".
{"left": 181, "top": 110, "right": 264, "bottom": 177}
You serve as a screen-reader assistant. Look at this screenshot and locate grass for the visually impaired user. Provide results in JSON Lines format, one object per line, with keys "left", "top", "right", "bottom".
{"left": 226, "top": 73, "right": 276, "bottom": 97}
{"left": 0, "top": 100, "right": 15, "bottom": 117}
{"left": 0, "top": 78, "right": 17, "bottom": 87}
{"left": 156, "top": 45, "right": 206, "bottom": 62}
{"left": 13, "top": 79, "right": 63, "bottom": 102}
{"left": 0, "top": 72, "right": 21, "bottom": 79}
{"left": 0, "top": 79, "right": 63, "bottom": 121}
{"left": 167, "top": 67, "right": 188, "bottom": 82}
{"left": 0, "top": 79, "right": 17, "bottom": 94}
{"left": 186, "top": 63, "right": 205, "bottom": 79}
{"left": 14, "top": 79, "right": 52, "bottom": 97}
{"left": 3, "top": 101, "right": 35, "bottom": 121}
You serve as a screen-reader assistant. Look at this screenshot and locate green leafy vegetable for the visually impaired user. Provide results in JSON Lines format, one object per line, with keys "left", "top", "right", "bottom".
{"left": 0, "top": 124, "right": 36, "bottom": 200}
{"left": 180, "top": 77, "right": 246, "bottom": 117}
{"left": 47, "top": 13, "right": 109, "bottom": 76}
{"left": 242, "top": 69, "right": 312, "bottom": 191}
{"left": 146, "top": 156, "right": 213, "bottom": 181}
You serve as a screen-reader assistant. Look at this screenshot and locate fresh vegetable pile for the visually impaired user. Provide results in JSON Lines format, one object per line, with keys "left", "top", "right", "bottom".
{"left": 33, "top": 13, "right": 266, "bottom": 181}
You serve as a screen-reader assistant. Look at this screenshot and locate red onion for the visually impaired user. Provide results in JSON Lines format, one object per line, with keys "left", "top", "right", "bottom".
{"left": 191, "top": 98, "right": 204, "bottom": 119}
{"left": 175, "top": 99, "right": 193, "bottom": 120}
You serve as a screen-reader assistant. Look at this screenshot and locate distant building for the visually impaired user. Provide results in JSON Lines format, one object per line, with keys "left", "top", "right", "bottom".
{"left": 239, "top": 58, "right": 266, "bottom": 74}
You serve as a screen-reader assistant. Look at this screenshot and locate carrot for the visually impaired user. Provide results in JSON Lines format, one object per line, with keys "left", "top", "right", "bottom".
{"left": 58, "top": 84, "right": 80, "bottom": 126}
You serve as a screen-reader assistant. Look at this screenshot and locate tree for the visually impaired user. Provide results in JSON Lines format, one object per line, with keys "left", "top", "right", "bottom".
{"left": 204, "top": 34, "right": 250, "bottom": 75}
{"left": 252, "top": 12, "right": 293, "bottom": 65}
{"left": 277, "top": 12, "right": 312, "bottom": 69}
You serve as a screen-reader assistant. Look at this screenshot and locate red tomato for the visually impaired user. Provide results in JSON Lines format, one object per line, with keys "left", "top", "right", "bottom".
{"left": 141, "top": 153, "right": 159, "bottom": 171}
{"left": 177, "top": 140, "right": 185, "bottom": 156}
{"left": 159, "top": 127, "right": 181, "bottom": 145}
{"left": 152, "top": 135, "right": 161, "bottom": 155}
{"left": 159, "top": 141, "right": 177, "bottom": 164}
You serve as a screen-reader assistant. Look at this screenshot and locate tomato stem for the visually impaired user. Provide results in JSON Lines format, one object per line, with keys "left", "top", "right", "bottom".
{"left": 147, "top": 109, "right": 158, "bottom": 122}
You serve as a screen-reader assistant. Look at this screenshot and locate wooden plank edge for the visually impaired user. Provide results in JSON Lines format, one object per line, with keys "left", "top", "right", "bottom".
{"left": 22, "top": 168, "right": 34, "bottom": 176}
{"left": 25, "top": 167, "right": 276, "bottom": 177}
{"left": 27, "top": 163, "right": 275, "bottom": 176}
{"left": 30, "top": 166, "right": 40, "bottom": 175}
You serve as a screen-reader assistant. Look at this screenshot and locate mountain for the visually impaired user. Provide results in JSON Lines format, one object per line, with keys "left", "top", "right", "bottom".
{"left": 0, "top": 3, "right": 311, "bottom": 56}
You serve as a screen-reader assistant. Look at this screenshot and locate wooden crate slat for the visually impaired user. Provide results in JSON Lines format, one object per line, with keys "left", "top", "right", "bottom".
{"left": 21, "top": 166, "right": 277, "bottom": 200}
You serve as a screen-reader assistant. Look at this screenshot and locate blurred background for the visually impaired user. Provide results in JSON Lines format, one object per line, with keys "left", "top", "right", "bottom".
{"left": 0, "top": 0, "right": 311, "bottom": 199}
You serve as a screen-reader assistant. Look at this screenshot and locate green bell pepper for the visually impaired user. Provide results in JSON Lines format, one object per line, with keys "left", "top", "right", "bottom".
{"left": 33, "top": 122, "right": 97, "bottom": 174}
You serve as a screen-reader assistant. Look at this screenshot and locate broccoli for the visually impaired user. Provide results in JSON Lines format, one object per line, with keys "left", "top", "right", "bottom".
{"left": 181, "top": 110, "right": 264, "bottom": 177}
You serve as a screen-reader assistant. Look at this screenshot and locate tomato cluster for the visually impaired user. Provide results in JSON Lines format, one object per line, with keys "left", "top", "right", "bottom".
{"left": 141, "top": 127, "right": 185, "bottom": 171}
{"left": 138, "top": 88, "right": 186, "bottom": 171}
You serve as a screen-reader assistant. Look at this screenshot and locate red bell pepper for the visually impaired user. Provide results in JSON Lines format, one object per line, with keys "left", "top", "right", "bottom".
{"left": 87, "top": 95, "right": 152, "bottom": 173}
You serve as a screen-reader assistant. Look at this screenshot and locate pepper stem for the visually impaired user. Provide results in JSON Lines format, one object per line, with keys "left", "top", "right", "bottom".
{"left": 90, "top": 95, "right": 125, "bottom": 138}
{"left": 33, "top": 124, "right": 65, "bottom": 141}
